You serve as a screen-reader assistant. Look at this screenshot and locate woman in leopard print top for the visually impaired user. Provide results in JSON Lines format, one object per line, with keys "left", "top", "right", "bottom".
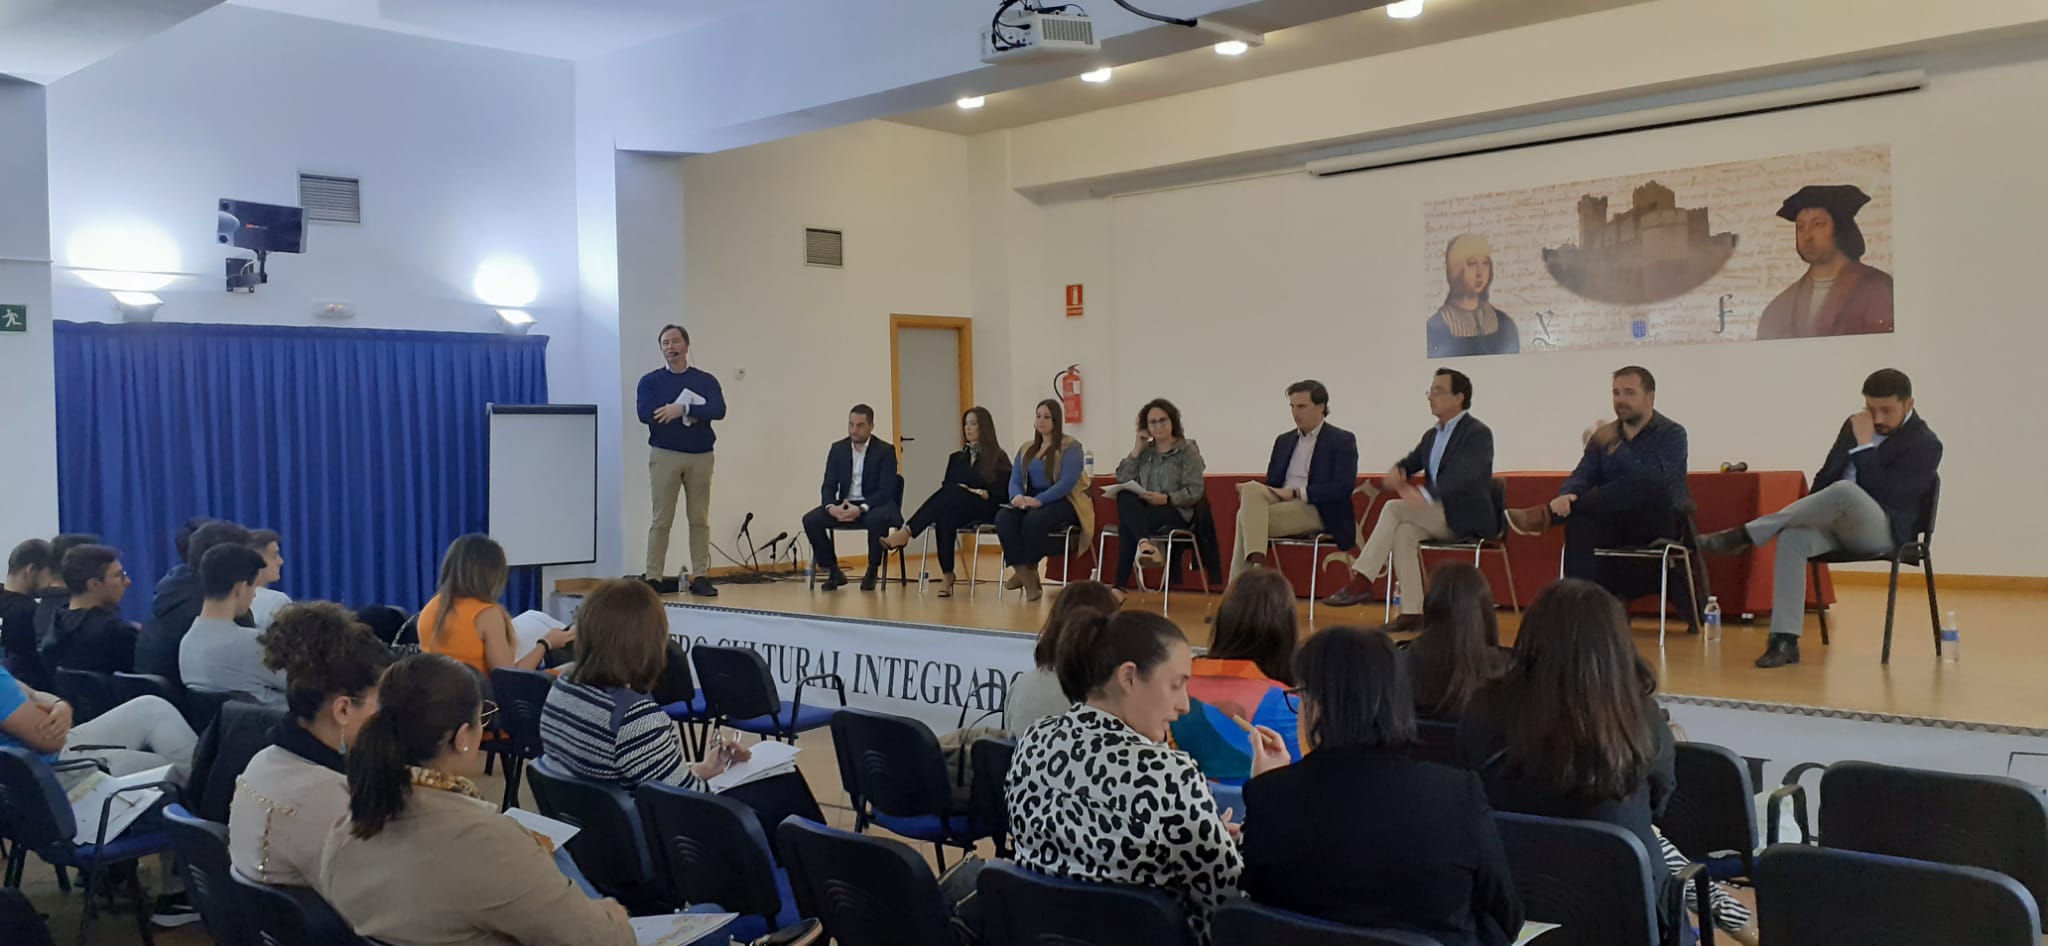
{"left": 1005, "top": 607, "right": 1290, "bottom": 942}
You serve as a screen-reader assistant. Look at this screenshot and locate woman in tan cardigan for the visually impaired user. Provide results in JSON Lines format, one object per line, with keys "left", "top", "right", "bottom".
{"left": 320, "top": 654, "right": 633, "bottom": 946}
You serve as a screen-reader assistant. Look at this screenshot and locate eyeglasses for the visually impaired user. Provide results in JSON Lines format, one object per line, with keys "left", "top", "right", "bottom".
{"left": 1281, "top": 687, "right": 1304, "bottom": 713}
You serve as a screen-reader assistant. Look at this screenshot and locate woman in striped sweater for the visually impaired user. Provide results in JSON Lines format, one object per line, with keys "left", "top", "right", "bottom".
{"left": 538, "top": 580, "right": 822, "bottom": 831}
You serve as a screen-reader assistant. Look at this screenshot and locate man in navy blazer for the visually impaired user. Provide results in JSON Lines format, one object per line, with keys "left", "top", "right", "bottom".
{"left": 801, "top": 404, "right": 902, "bottom": 591}
{"left": 1231, "top": 380, "right": 1361, "bottom": 581}
{"left": 1699, "top": 369, "right": 1941, "bottom": 668}
{"left": 1324, "top": 369, "right": 1497, "bottom": 622}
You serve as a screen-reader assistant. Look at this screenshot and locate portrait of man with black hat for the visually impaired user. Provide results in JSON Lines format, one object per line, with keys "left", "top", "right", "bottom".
{"left": 1758, "top": 183, "right": 1894, "bottom": 340}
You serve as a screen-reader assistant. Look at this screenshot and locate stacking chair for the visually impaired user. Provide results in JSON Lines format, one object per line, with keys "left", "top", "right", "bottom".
{"left": 1578, "top": 510, "right": 1708, "bottom": 644}
{"left": 1212, "top": 901, "right": 1444, "bottom": 946}
{"left": 1495, "top": 811, "right": 1689, "bottom": 946}
{"left": 1395, "top": 477, "right": 1520, "bottom": 620}
{"left": 1411, "top": 719, "right": 1462, "bottom": 768}
{"left": 830, "top": 708, "right": 990, "bottom": 870}
{"left": 112, "top": 672, "right": 186, "bottom": 718}
{"left": 52, "top": 668, "right": 114, "bottom": 723}
{"left": 634, "top": 782, "right": 798, "bottom": 942}
{"left": 1816, "top": 760, "right": 2048, "bottom": 908}
{"left": 1756, "top": 843, "right": 2039, "bottom": 946}
{"left": 233, "top": 873, "right": 365, "bottom": 946}
{"left": 162, "top": 804, "right": 256, "bottom": 946}
{"left": 1000, "top": 524, "right": 1083, "bottom": 599}
{"left": 1806, "top": 475, "right": 1941, "bottom": 663}
{"left": 807, "top": 474, "right": 910, "bottom": 591}
{"left": 1268, "top": 532, "right": 1337, "bottom": 620}
{"left": 487, "top": 667, "right": 554, "bottom": 811}
{"left": 969, "top": 737, "right": 1017, "bottom": 858}
{"left": 525, "top": 757, "right": 669, "bottom": 912}
{"left": 691, "top": 644, "right": 845, "bottom": 743}
{"left": 978, "top": 860, "right": 1192, "bottom": 946}
{"left": 917, "top": 522, "right": 1000, "bottom": 595}
{"left": 777, "top": 817, "right": 957, "bottom": 946}
{"left": 0, "top": 747, "right": 179, "bottom": 945}
{"left": 653, "top": 641, "right": 715, "bottom": 756}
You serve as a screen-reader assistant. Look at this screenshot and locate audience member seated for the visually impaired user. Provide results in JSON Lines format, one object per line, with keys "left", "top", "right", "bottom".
{"left": 1006, "top": 607, "right": 1287, "bottom": 942}
{"left": 1697, "top": 368, "right": 1941, "bottom": 669}
{"left": 993, "top": 399, "right": 1090, "bottom": 603}
{"left": 1457, "top": 579, "right": 1686, "bottom": 943}
{"left": 800, "top": 404, "right": 902, "bottom": 593}
{"left": 1408, "top": 563, "right": 1510, "bottom": 722}
{"left": 1505, "top": 369, "right": 1691, "bottom": 606}
{"left": 137, "top": 519, "right": 254, "bottom": 685}
{"left": 1171, "top": 569, "right": 1302, "bottom": 783}
{"left": 39, "top": 543, "right": 138, "bottom": 676}
{"left": 1, "top": 539, "right": 55, "bottom": 688}
{"left": 1231, "top": 380, "right": 1359, "bottom": 582}
{"left": 322, "top": 654, "right": 634, "bottom": 946}
{"left": 1108, "top": 398, "right": 1207, "bottom": 591}
{"left": 1241, "top": 626, "right": 1522, "bottom": 946}
{"left": 1324, "top": 368, "right": 1496, "bottom": 622}
{"left": 420, "top": 534, "right": 572, "bottom": 676}
{"left": 229, "top": 602, "right": 391, "bottom": 885}
{"left": 29, "top": 534, "right": 99, "bottom": 664}
{"left": 1003, "top": 581, "right": 1119, "bottom": 732}
{"left": 539, "top": 579, "right": 823, "bottom": 837}
{"left": 180, "top": 545, "right": 287, "bottom": 708}
{"left": 880, "top": 406, "right": 1011, "bottom": 597}
{"left": 247, "top": 529, "right": 293, "bottom": 629}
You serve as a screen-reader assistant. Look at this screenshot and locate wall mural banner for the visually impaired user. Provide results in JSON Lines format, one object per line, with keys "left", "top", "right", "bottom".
{"left": 1421, "top": 145, "right": 1893, "bottom": 357}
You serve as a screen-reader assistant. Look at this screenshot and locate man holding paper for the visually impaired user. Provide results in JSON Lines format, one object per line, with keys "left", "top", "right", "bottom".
{"left": 637, "top": 324, "right": 726, "bottom": 598}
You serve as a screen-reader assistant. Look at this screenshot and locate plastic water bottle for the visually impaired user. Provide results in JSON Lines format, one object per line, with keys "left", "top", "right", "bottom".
{"left": 1702, "top": 596, "right": 1722, "bottom": 644}
{"left": 1940, "top": 610, "right": 1961, "bottom": 663}
{"left": 1083, "top": 450, "right": 1095, "bottom": 481}
{"left": 1390, "top": 581, "right": 1402, "bottom": 611}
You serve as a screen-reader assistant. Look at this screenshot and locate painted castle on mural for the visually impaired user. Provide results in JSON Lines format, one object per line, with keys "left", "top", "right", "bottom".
{"left": 1542, "top": 180, "right": 1739, "bottom": 305}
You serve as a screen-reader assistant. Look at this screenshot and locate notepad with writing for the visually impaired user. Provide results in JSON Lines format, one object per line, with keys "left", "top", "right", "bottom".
{"left": 631, "top": 912, "right": 735, "bottom": 946}
{"left": 706, "top": 740, "right": 802, "bottom": 793}
{"left": 65, "top": 764, "right": 173, "bottom": 846}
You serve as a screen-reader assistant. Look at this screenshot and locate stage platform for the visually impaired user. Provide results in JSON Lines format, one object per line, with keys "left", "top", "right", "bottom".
{"left": 627, "top": 566, "right": 2048, "bottom": 736}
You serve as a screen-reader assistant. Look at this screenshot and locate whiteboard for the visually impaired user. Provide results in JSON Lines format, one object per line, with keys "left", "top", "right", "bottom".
{"left": 488, "top": 405, "right": 597, "bottom": 567}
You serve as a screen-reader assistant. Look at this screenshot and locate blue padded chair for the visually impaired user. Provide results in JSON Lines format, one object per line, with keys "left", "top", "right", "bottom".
{"left": 1494, "top": 811, "right": 1690, "bottom": 946}
{"left": 161, "top": 804, "right": 256, "bottom": 946}
{"left": 977, "top": 860, "right": 1192, "bottom": 946}
{"left": 970, "top": 737, "right": 1017, "bottom": 858}
{"left": 1212, "top": 901, "right": 1445, "bottom": 946}
{"left": 829, "top": 707, "right": 990, "bottom": 870}
{"left": 0, "top": 747, "right": 178, "bottom": 945}
{"left": 776, "top": 817, "right": 956, "bottom": 946}
{"left": 525, "top": 756, "right": 668, "bottom": 913}
{"left": 635, "top": 782, "right": 799, "bottom": 942}
{"left": 654, "top": 641, "right": 715, "bottom": 756}
{"left": 1756, "top": 843, "right": 2039, "bottom": 946}
{"left": 487, "top": 667, "right": 554, "bottom": 812}
{"left": 1816, "top": 759, "right": 2048, "bottom": 909}
{"left": 691, "top": 644, "right": 844, "bottom": 743}
{"left": 233, "top": 873, "right": 364, "bottom": 946}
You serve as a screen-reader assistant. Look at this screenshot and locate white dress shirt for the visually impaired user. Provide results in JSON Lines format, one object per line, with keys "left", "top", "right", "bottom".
{"left": 848, "top": 439, "right": 869, "bottom": 505}
{"left": 1283, "top": 424, "right": 1322, "bottom": 498}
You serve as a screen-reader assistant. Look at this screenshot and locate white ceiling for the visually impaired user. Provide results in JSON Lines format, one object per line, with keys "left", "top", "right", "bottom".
{"left": 1, "top": 0, "right": 224, "bottom": 83}
{"left": 224, "top": 0, "right": 729, "bottom": 60}
{"left": 890, "top": 0, "right": 1651, "bottom": 134}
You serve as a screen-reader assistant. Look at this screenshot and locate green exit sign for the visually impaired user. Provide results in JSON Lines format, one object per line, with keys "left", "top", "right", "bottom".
{"left": 0, "top": 305, "right": 24, "bottom": 333}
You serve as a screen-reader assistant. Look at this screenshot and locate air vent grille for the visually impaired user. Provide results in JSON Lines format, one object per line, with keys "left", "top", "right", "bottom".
{"left": 299, "top": 173, "right": 361, "bottom": 224}
{"left": 805, "top": 228, "right": 844, "bottom": 268}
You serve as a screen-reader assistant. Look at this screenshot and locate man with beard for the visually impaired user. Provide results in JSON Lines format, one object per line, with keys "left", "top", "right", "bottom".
{"left": 1698, "top": 369, "right": 1940, "bottom": 668}
{"left": 1506, "top": 366, "right": 1690, "bottom": 602}
{"left": 1757, "top": 184, "right": 1894, "bottom": 340}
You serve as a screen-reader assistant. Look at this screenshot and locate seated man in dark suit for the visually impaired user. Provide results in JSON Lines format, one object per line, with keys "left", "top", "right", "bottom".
{"left": 1324, "top": 369, "right": 1496, "bottom": 625}
{"left": 801, "top": 404, "right": 902, "bottom": 592}
{"left": 1231, "top": 379, "right": 1360, "bottom": 582}
{"left": 1507, "top": 366, "right": 1691, "bottom": 603}
{"left": 1699, "top": 368, "right": 1940, "bottom": 669}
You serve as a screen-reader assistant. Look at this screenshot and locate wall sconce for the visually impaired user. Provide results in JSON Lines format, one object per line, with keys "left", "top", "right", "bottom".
{"left": 495, "top": 308, "right": 535, "bottom": 335}
{"left": 111, "top": 291, "right": 163, "bottom": 322}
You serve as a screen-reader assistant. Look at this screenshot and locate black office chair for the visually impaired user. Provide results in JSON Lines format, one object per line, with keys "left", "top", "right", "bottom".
{"left": 52, "top": 668, "right": 115, "bottom": 723}
{"left": 691, "top": 644, "right": 844, "bottom": 743}
{"left": 487, "top": 667, "right": 553, "bottom": 811}
{"left": 1495, "top": 811, "right": 1692, "bottom": 946}
{"left": 830, "top": 708, "right": 990, "bottom": 870}
{"left": 162, "top": 804, "right": 256, "bottom": 946}
{"left": 1816, "top": 759, "right": 2048, "bottom": 909}
{"left": 1807, "top": 475, "right": 1940, "bottom": 663}
{"left": 112, "top": 672, "right": 186, "bottom": 717}
{"left": 970, "top": 737, "right": 1018, "bottom": 858}
{"left": 634, "top": 782, "right": 798, "bottom": 942}
{"left": 776, "top": 817, "right": 957, "bottom": 946}
{"left": 1756, "top": 843, "right": 2040, "bottom": 946}
{"left": 525, "top": 756, "right": 669, "bottom": 912}
{"left": 978, "top": 860, "right": 1192, "bottom": 946}
{"left": 233, "top": 874, "right": 365, "bottom": 946}
{"left": 1212, "top": 901, "right": 1445, "bottom": 946}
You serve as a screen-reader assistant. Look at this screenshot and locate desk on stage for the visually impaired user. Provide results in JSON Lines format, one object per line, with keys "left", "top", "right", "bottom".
{"left": 1082, "top": 470, "right": 1833, "bottom": 617}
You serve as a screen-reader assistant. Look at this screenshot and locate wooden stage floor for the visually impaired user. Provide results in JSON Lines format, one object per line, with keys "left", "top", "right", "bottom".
{"left": 671, "top": 566, "right": 2048, "bottom": 732}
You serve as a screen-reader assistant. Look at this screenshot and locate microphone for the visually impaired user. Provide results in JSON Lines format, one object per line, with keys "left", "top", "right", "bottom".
{"left": 739, "top": 511, "right": 755, "bottom": 535}
{"left": 757, "top": 531, "right": 789, "bottom": 552}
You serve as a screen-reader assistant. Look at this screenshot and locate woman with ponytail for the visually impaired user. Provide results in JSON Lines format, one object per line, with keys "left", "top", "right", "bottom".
{"left": 320, "top": 654, "right": 633, "bottom": 946}
{"left": 229, "top": 602, "right": 391, "bottom": 886}
{"left": 1004, "top": 607, "right": 1288, "bottom": 943}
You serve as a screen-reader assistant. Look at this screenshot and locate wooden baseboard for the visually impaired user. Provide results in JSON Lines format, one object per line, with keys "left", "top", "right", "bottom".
{"left": 1830, "top": 570, "right": 2048, "bottom": 593}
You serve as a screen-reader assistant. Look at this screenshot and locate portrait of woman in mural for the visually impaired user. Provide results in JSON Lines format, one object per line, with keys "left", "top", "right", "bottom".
{"left": 1426, "top": 233, "right": 1521, "bottom": 358}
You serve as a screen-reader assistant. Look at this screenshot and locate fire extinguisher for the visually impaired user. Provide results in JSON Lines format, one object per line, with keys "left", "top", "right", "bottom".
{"left": 1054, "top": 364, "right": 1083, "bottom": 424}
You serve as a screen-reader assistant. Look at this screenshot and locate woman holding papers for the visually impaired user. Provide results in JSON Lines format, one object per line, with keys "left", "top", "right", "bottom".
{"left": 879, "top": 406, "right": 1012, "bottom": 597}
{"left": 993, "top": 400, "right": 1093, "bottom": 602}
{"left": 1108, "top": 398, "right": 1206, "bottom": 592}
{"left": 323, "top": 653, "right": 635, "bottom": 946}
{"left": 420, "top": 534, "right": 574, "bottom": 675}
{"left": 230, "top": 602, "right": 392, "bottom": 885}
{"left": 538, "top": 580, "right": 823, "bottom": 838}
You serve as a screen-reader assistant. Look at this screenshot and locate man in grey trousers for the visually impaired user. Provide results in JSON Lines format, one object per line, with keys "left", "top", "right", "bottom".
{"left": 1698, "top": 368, "right": 1941, "bottom": 668}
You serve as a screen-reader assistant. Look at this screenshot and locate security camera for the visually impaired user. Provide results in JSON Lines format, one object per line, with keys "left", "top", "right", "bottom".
{"left": 218, "top": 209, "right": 240, "bottom": 245}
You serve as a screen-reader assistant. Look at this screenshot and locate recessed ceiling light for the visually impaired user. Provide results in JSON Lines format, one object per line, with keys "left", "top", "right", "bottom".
{"left": 1213, "top": 40, "right": 1249, "bottom": 56}
{"left": 1080, "top": 67, "right": 1112, "bottom": 84}
{"left": 1386, "top": 0, "right": 1424, "bottom": 19}
{"left": 957, "top": 96, "right": 986, "bottom": 109}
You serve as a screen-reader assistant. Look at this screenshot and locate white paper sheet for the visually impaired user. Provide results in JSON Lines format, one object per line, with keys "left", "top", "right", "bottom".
{"left": 505, "top": 808, "right": 580, "bottom": 851}
{"left": 706, "top": 740, "right": 801, "bottom": 793}
{"left": 510, "top": 609, "right": 568, "bottom": 655}
{"left": 65, "top": 764, "right": 173, "bottom": 846}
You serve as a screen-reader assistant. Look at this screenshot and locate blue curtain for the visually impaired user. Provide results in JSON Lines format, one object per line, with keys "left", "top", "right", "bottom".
{"left": 53, "top": 321, "right": 548, "bottom": 623}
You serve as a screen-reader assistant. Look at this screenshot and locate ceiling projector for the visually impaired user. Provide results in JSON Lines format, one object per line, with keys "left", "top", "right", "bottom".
{"left": 981, "top": 4, "right": 1100, "bottom": 64}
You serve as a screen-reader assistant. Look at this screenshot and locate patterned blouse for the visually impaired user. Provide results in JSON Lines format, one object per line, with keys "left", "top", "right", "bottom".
{"left": 1006, "top": 704, "right": 1243, "bottom": 942}
{"left": 539, "top": 678, "right": 706, "bottom": 790}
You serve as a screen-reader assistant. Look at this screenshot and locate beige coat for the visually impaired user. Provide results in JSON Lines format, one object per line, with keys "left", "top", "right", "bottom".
{"left": 318, "top": 783, "right": 633, "bottom": 946}
{"left": 229, "top": 745, "right": 350, "bottom": 886}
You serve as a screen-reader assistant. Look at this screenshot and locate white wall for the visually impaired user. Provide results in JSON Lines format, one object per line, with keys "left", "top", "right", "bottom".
{"left": 615, "top": 121, "right": 975, "bottom": 574}
{"left": 42, "top": 4, "right": 582, "bottom": 389}
{"left": 0, "top": 78, "right": 58, "bottom": 545}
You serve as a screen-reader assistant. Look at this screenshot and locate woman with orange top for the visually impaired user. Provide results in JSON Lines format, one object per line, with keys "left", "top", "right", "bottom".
{"left": 418, "top": 535, "right": 573, "bottom": 675}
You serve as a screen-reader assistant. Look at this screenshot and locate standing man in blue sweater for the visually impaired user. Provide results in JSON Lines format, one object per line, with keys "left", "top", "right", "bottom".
{"left": 637, "top": 324, "right": 726, "bottom": 597}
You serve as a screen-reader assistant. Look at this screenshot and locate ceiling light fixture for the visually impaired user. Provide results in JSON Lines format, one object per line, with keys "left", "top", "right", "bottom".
{"left": 110, "top": 291, "right": 163, "bottom": 322}
{"left": 1213, "top": 40, "right": 1249, "bottom": 56}
{"left": 957, "top": 96, "right": 986, "bottom": 109}
{"left": 495, "top": 308, "right": 536, "bottom": 335}
{"left": 1080, "top": 67, "right": 1112, "bottom": 83}
{"left": 1386, "top": 0, "right": 1424, "bottom": 19}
